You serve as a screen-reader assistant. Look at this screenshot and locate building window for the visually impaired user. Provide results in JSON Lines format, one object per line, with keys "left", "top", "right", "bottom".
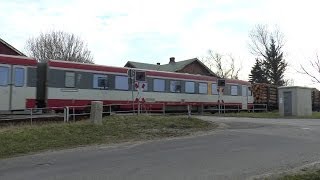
{"left": 0, "top": 66, "right": 9, "bottom": 86}
{"left": 212, "top": 83, "right": 218, "bottom": 95}
{"left": 185, "top": 81, "right": 195, "bottom": 93}
{"left": 93, "top": 74, "right": 108, "bottom": 89}
{"left": 170, "top": 81, "right": 181, "bottom": 92}
{"left": 231, "top": 85, "right": 238, "bottom": 96}
{"left": 65, "top": 72, "right": 75, "bottom": 88}
{"left": 14, "top": 67, "right": 25, "bottom": 87}
{"left": 115, "top": 76, "right": 128, "bottom": 90}
{"left": 153, "top": 79, "right": 165, "bottom": 92}
{"left": 199, "top": 82, "right": 208, "bottom": 94}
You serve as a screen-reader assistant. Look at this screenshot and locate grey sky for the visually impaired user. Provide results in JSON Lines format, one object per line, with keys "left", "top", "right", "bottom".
{"left": 1, "top": 0, "right": 320, "bottom": 88}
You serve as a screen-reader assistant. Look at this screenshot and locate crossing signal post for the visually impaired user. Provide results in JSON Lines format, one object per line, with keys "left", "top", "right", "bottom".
{"left": 128, "top": 69, "right": 136, "bottom": 114}
{"left": 217, "top": 79, "right": 225, "bottom": 114}
{"left": 127, "top": 69, "right": 146, "bottom": 115}
{"left": 135, "top": 71, "right": 146, "bottom": 115}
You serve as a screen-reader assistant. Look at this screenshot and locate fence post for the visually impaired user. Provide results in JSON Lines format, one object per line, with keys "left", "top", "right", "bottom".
{"left": 90, "top": 101, "right": 103, "bottom": 125}
{"left": 187, "top": 104, "right": 191, "bottom": 118}
{"left": 162, "top": 103, "right": 165, "bottom": 115}
{"left": 64, "top": 107, "right": 66, "bottom": 122}
{"left": 73, "top": 107, "right": 75, "bottom": 122}
{"left": 63, "top": 106, "right": 69, "bottom": 122}
{"left": 265, "top": 104, "right": 267, "bottom": 112}
{"left": 109, "top": 105, "right": 112, "bottom": 115}
{"left": 253, "top": 104, "right": 255, "bottom": 113}
{"left": 30, "top": 108, "right": 33, "bottom": 126}
{"left": 201, "top": 104, "right": 204, "bottom": 115}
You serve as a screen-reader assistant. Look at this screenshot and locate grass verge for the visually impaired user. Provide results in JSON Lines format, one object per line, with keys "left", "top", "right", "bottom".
{"left": 214, "top": 112, "right": 320, "bottom": 119}
{"left": 277, "top": 169, "right": 320, "bottom": 180}
{"left": 0, "top": 115, "right": 217, "bottom": 159}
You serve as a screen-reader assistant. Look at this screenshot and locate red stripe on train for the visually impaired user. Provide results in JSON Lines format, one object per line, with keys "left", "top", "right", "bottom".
{"left": 46, "top": 99, "right": 252, "bottom": 107}
{"left": 0, "top": 54, "right": 37, "bottom": 66}
{"left": 48, "top": 60, "right": 128, "bottom": 74}
{"left": 48, "top": 60, "right": 250, "bottom": 85}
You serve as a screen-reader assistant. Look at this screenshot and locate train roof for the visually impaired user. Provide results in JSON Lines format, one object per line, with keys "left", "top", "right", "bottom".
{"left": 48, "top": 59, "right": 250, "bottom": 85}
{"left": 0, "top": 54, "right": 37, "bottom": 66}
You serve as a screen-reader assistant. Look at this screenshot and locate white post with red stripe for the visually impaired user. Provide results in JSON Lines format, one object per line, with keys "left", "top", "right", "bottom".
{"left": 135, "top": 81, "right": 147, "bottom": 114}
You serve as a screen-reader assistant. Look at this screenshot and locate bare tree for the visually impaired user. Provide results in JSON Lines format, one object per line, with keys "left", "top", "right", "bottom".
{"left": 249, "top": 24, "right": 284, "bottom": 58}
{"left": 201, "top": 50, "right": 241, "bottom": 79}
{"left": 25, "top": 30, "right": 94, "bottom": 63}
{"left": 300, "top": 54, "right": 320, "bottom": 83}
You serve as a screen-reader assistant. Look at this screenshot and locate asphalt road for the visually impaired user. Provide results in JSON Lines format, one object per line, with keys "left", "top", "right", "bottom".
{"left": 2, "top": 116, "right": 320, "bottom": 180}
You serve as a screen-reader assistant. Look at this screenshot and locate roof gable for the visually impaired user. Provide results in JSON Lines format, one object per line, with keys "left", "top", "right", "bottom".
{"left": 0, "top": 38, "right": 26, "bottom": 56}
{"left": 125, "top": 58, "right": 217, "bottom": 77}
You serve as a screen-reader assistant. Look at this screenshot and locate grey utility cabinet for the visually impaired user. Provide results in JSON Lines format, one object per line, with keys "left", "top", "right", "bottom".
{"left": 278, "top": 86, "right": 312, "bottom": 116}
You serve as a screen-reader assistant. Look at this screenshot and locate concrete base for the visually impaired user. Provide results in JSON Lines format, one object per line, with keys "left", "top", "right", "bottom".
{"left": 90, "top": 101, "right": 103, "bottom": 125}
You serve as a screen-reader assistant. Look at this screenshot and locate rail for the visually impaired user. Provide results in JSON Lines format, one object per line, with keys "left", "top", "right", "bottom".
{"left": 102, "top": 103, "right": 165, "bottom": 115}
{"left": 0, "top": 103, "right": 268, "bottom": 125}
{"left": 64, "top": 105, "right": 92, "bottom": 122}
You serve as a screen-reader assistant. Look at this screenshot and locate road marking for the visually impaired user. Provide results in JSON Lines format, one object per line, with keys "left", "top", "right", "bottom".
{"left": 302, "top": 127, "right": 311, "bottom": 130}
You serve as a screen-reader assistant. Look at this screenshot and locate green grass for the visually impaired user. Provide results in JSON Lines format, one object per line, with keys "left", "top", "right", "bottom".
{"left": 277, "top": 169, "right": 320, "bottom": 180}
{"left": 0, "top": 115, "right": 217, "bottom": 159}
{"left": 214, "top": 112, "right": 320, "bottom": 119}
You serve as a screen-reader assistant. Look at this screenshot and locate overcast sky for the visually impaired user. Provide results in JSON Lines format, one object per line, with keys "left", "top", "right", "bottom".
{"left": 1, "top": 0, "right": 320, "bottom": 88}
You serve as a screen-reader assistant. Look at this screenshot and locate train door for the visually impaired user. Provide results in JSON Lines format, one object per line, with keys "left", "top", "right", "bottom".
{"left": 242, "top": 85, "right": 248, "bottom": 110}
{"left": 11, "top": 65, "right": 27, "bottom": 110}
{"left": 0, "top": 64, "right": 10, "bottom": 111}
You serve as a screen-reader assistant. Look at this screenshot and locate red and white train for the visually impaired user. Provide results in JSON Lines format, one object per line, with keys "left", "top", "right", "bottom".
{"left": 0, "top": 54, "right": 253, "bottom": 112}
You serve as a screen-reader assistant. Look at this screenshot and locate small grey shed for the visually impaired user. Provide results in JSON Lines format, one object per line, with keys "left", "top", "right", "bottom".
{"left": 278, "top": 86, "right": 312, "bottom": 116}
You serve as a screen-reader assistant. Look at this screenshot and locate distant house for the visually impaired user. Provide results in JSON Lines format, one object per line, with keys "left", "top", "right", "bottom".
{"left": 125, "top": 57, "right": 217, "bottom": 77}
{"left": 0, "top": 38, "right": 26, "bottom": 56}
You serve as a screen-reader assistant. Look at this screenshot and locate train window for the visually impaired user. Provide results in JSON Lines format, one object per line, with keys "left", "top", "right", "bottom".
{"left": 211, "top": 83, "right": 218, "bottom": 95}
{"left": 153, "top": 79, "right": 165, "bottom": 92}
{"left": 65, "top": 72, "right": 75, "bottom": 88}
{"left": 0, "top": 66, "right": 9, "bottom": 86}
{"left": 199, "top": 82, "right": 208, "bottom": 94}
{"left": 231, "top": 85, "right": 238, "bottom": 96}
{"left": 14, "top": 68, "right": 25, "bottom": 87}
{"left": 93, "top": 74, "right": 108, "bottom": 89}
{"left": 185, "top": 81, "right": 195, "bottom": 93}
{"left": 115, "top": 76, "right": 129, "bottom": 90}
{"left": 170, "top": 81, "right": 181, "bottom": 93}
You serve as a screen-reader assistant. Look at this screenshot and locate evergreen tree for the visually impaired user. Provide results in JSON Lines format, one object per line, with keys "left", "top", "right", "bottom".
{"left": 249, "top": 58, "right": 268, "bottom": 83}
{"left": 264, "top": 38, "right": 287, "bottom": 86}
{"left": 249, "top": 24, "right": 288, "bottom": 86}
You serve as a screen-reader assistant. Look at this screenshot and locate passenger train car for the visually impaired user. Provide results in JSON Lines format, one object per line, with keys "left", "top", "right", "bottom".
{"left": 0, "top": 54, "right": 37, "bottom": 112}
{"left": 0, "top": 54, "right": 254, "bottom": 112}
